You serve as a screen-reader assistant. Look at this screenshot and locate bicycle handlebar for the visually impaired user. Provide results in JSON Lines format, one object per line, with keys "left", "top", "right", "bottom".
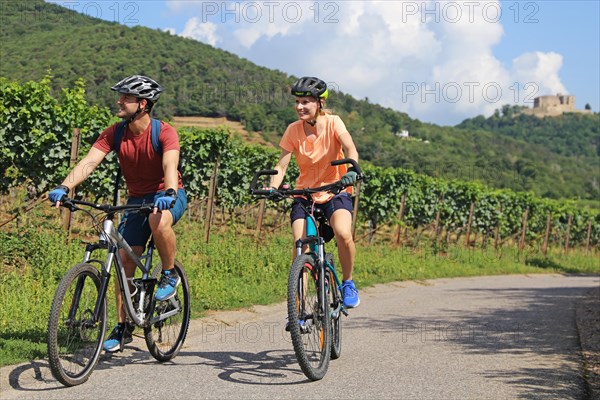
{"left": 58, "top": 197, "right": 156, "bottom": 214}
{"left": 249, "top": 158, "right": 363, "bottom": 198}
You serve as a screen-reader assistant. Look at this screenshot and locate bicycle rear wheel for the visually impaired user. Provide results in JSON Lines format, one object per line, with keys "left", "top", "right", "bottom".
{"left": 287, "top": 254, "right": 331, "bottom": 381}
{"left": 47, "top": 263, "right": 106, "bottom": 387}
{"left": 145, "top": 260, "right": 190, "bottom": 361}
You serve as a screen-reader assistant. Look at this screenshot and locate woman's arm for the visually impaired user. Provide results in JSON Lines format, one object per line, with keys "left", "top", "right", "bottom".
{"left": 338, "top": 131, "right": 359, "bottom": 163}
{"left": 269, "top": 149, "right": 292, "bottom": 189}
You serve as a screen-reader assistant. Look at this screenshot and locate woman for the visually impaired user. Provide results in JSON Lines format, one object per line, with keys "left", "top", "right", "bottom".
{"left": 268, "top": 76, "right": 361, "bottom": 308}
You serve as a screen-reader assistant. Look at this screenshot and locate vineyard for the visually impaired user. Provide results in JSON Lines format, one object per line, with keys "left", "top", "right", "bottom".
{"left": 1, "top": 77, "right": 599, "bottom": 253}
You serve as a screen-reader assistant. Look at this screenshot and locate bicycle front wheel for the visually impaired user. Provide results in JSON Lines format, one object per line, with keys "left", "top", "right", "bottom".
{"left": 145, "top": 260, "right": 190, "bottom": 361}
{"left": 287, "top": 254, "right": 331, "bottom": 381}
{"left": 47, "top": 263, "right": 107, "bottom": 387}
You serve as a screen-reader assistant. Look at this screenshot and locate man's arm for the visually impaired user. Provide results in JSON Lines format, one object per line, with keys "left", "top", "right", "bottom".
{"left": 61, "top": 147, "right": 108, "bottom": 191}
{"left": 162, "top": 149, "right": 180, "bottom": 191}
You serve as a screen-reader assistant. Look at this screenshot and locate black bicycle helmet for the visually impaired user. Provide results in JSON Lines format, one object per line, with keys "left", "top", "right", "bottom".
{"left": 111, "top": 75, "right": 162, "bottom": 103}
{"left": 291, "top": 76, "right": 329, "bottom": 99}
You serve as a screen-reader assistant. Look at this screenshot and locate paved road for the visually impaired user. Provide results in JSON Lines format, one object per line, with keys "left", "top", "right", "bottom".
{"left": 1, "top": 274, "right": 598, "bottom": 399}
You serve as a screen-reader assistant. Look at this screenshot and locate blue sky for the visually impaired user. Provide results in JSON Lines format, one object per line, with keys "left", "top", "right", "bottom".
{"left": 48, "top": 1, "right": 599, "bottom": 126}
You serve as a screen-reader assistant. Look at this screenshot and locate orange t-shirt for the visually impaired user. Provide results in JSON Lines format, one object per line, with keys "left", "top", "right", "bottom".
{"left": 279, "top": 114, "right": 352, "bottom": 203}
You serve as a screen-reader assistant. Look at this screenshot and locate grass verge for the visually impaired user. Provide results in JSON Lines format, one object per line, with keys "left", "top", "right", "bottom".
{"left": 1, "top": 213, "right": 598, "bottom": 367}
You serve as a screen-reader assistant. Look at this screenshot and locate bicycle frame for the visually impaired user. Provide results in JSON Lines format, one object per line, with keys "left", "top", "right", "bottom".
{"left": 81, "top": 216, "right": 179, "bottom": 328}
{"left": 294, "top": 204, "right": 344, "bottom": 320}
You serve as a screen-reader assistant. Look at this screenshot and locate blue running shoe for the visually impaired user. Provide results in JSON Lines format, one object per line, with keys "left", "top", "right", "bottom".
{"left": 341, "top": 280, "right": 360, "bottom": 308}
{"left": 103, "top": 323, "right": 133, "bottom": 352}
{"left": 155, "top": 269, "right": 180, "bottom": 301}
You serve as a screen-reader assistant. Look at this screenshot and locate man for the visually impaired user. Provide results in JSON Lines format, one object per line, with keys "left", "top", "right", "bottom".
{"left": 48, "top": 75, "right": 187, "bottom": 352}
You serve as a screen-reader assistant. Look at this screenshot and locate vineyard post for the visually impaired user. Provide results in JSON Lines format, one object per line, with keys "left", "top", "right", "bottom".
{"left": 519, "top": 208, "right": 529, "bottom": 252}
{"left": 63, "top": 128, "right": 81, "bottom": 232}
{"left": 433, "top": 193, "right": 444, "bottom": 240}
{"left": 564, "top": 214, "right": 572, "bottom": 255}
{"left": 494, "top": 204, "right": 503, "bottom": 250}
{"left": 395, "top": 192, "right": 406, "bottom": 246}
{"left": 204, "top": 158, "right": 219, "bottom": 244}
{"left": 585, "top": 219, "right": 592, "bottom": 255}
{"left": 351, "top": 181, "right": 362, "bottom": 240}
{"left": 255, "top": 199, "right": 266, "bottom": 244}
{"left": 465, "top": 201, "right": 475, "bottom": 246}
{"left": 542, "top": 212, "right": 552, "bottom": 256}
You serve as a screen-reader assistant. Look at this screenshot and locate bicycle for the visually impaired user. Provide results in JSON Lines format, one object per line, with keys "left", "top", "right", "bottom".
{"left": 250, "top": 158, "right": 363, "bottom": 381}
{"left": 46, "top": 197, "right": 191, "bottom": 386}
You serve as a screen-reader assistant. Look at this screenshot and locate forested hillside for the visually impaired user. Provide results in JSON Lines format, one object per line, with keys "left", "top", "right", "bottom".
{"left": 1, "top": 1, "right": 598, "bottom": 200}
{"left": 458, "top": 105, "right": 599, "bottom": 158}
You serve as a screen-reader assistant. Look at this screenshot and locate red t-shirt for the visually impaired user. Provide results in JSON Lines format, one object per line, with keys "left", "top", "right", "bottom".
{"left": 93, "top": 121, "right": 184, "bottom": 197}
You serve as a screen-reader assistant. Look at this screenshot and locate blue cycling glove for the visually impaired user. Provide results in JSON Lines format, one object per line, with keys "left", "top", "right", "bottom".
{"left": 48, "top": 185, "right": 69, "bottom": 204}
{"left": 155, "top": 189, "right": 177, "bottom": 210}
{"left": 341, "top": 171, "right": 358, "bottom": 186}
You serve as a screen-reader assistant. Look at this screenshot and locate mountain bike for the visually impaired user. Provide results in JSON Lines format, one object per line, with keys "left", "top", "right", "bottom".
{"left": 46, "top": 197, "right": 191, "bottom": 386}
{"left": 250, "top": 158, "right": 363, "bottom": 381}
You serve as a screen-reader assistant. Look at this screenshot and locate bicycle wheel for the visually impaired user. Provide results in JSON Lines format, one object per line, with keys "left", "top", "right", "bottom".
{"left": 47, "top": 263, "right": 107, "bottom": 387}
{"left": 326, "top": 254, "right": 342, "bottom": 360}
{"left": 287, "top": 254, "right": 331, "bottom": 381}
{"left": 145, "top": 260, "right": 190, "bottom": 361}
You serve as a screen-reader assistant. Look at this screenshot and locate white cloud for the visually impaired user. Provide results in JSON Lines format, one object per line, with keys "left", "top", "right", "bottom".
{"left": 512, "top": 51, "right": 568, "bottom": 96}
{"left": 180, "top": 17, "right": 219, "bottom": 46}
{"left": 170, "top": 0, "right": 569, "bottom": 125}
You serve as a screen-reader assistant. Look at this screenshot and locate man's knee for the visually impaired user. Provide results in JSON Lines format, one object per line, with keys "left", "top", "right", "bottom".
{"left": 149, "top": 211, "right": 173, "bottom": 232}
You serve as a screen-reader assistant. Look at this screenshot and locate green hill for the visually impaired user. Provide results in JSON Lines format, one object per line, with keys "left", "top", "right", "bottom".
{"left": 1, "top": 0, "right": 598, "bottom": 200}
{"left": 458, "top": 105, "right": 599, "bottom": 158}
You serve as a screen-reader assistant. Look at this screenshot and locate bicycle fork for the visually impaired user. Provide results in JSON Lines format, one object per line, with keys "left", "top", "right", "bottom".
{"left": 295, "top": 236, "right": 328, "bottom": 322}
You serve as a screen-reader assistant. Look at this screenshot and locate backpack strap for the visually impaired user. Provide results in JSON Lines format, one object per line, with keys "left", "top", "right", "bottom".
{"left": 112, "top": 121, "right": 127, "bottom": 206}
{"left": 150, "top": 118, "right": 162, "bottom": 155}
{"left": 113, "top": 121, "right": 127, "bottom": 154}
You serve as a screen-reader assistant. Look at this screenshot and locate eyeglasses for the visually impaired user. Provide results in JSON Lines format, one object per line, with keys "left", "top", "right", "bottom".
{"left": 118, "top": 94, "right": 140, "bottom": 104}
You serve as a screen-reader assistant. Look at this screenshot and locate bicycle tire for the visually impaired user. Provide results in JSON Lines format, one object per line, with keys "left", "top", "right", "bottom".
{"left": 144, "top": 260, "right": 190, "bottom": 361}
{"left": 327, "top": 264, "right": 342, "bottom": 360}
{"left": 287, "top": 254, "right": 331, "bottom": 381}
{"left": 47, "top": 263, "right": 107, "bottom": 387}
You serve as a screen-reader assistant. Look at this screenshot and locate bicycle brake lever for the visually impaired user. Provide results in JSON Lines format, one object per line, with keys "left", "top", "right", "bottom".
{"left": 60, "top": 199, "right": 78, "bottom": 212}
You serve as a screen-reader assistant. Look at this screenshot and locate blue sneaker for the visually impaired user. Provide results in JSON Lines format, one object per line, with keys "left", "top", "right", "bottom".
{"left": 341, "top": 280, "right": 360, "bottom": 308}
{"left": 155, "top": 269, "right": 180, "bottom": 301}
{"left": 103, "top": 323, "right": 133, "bottom": 352}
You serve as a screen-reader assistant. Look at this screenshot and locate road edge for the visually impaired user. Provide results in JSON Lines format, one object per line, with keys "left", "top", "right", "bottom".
{"left": 575, "top": 287, "right": 600, "bottom": 400}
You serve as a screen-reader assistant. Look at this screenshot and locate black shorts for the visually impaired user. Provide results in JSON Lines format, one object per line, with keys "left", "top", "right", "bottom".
{"left": 290, "top": 192, "right": 353, "bottom": 224}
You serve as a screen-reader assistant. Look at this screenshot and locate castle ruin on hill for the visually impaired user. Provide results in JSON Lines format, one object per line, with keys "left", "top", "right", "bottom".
{"left": 520, "top": 94, "right": 593, "bottom": 117}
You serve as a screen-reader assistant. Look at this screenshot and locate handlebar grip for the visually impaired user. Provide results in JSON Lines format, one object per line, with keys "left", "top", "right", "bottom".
{"left": 250, "top": 169, "right": 279, "bottom": 194}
